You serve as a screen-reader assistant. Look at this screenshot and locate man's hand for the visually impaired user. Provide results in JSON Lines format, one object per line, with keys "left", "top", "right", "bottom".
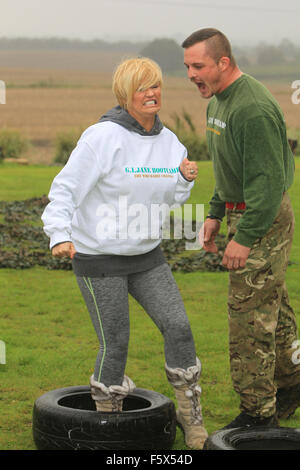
{"left": 180, "top": 158, "right": 198, "bottom": 181}
{"left": 222, "top": 239, "right": 250, "bottom": 270}
{"left": 200, "top": 218, "right": 221, "bottom": 253}
{"left": 52, "top": 242, "right": 76, "bottom": 259}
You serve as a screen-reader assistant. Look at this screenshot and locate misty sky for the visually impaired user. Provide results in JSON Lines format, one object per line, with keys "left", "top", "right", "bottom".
{"left": 2, "top": 0, "right": 300, "bottom": 45}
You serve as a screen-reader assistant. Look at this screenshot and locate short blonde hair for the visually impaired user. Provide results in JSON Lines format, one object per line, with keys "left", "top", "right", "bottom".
{"left": 112, "top": 57, "right": 163, "bottom": 109}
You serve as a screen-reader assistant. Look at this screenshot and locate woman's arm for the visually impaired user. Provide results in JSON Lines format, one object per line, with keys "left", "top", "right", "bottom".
{"left": 42, "top": 140, "right": 102, "bottom": 250}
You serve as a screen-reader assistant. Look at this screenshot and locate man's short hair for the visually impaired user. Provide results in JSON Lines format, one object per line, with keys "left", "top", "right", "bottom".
{"left": 182, "top": 28, "right": 236, "bottom": 67}
{"left": 112, "top": 57, "right": 163, "bottom": 109}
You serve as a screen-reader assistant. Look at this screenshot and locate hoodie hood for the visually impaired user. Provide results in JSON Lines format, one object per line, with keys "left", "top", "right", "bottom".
{"left": 99, "top": 105, "right": 164, "bottom": 136}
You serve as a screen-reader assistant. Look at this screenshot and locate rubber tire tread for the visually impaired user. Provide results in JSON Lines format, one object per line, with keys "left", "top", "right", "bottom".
{"left": 203, "top": 426, "right": 300, "bottom": 450}
{"left": 32, "top": 386, "right": 176, "bottom": 450}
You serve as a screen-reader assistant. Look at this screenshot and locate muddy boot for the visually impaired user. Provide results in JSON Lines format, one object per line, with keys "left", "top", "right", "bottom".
{"left": 90, "top": 375, "right": 136, "bottom": 412}
{"left": 165, "top": 358, "right": 208, "bottom": 450}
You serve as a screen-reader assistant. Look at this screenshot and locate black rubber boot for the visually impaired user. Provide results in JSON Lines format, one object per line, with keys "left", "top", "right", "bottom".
{"left": 276, "top": 383, "right": 300, "bottom": 419}
{"left": 222, "top": 411, "right": 279, "bottom": 430}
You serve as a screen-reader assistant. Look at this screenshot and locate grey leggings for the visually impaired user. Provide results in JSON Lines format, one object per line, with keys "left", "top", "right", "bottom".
{"left": 76, "top": 263, "right": 197, "bottom": 386}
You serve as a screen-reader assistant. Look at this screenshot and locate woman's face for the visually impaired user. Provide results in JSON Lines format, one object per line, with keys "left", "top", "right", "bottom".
{"left": 127, "top": 84, "right": 161, "bottom": 127}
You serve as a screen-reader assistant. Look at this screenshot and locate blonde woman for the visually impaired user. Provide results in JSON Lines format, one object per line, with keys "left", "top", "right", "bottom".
{"left": 42, "top": 58, "right": 207, "bottom": 449}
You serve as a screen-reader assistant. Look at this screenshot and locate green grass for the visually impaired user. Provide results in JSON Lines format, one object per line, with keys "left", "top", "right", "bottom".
{"left": 0, "top": 160, "right": 300, "bottom": 450}
{"left": 0, "top": 163, "right": 59, "bottom": 201}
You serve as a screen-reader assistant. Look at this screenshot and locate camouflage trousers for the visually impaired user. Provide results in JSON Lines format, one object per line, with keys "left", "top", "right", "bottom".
{"left": 227, "top": 192, "right": 300, "bottom": 417}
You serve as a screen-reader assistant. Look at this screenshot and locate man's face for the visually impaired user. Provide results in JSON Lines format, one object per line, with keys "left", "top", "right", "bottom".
{"left": 184, "top": 42, "right": 224, "bottom": 99}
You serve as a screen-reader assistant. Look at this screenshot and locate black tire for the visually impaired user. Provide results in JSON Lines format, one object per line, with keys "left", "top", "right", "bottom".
{"left": 32, "top": 386, "right": 176, "bottom": 450}
{"left": 203, "top": 426, "right": 300, "bottom": 450}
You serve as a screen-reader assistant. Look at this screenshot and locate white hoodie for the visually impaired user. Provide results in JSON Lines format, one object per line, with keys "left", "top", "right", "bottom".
{"left": 42, "top": 121, "right": 194, "bottom": 255}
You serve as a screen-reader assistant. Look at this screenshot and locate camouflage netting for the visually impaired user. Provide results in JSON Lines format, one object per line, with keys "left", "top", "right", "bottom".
{"left": 0, "top": 197, "right": 227, "bottom": 272}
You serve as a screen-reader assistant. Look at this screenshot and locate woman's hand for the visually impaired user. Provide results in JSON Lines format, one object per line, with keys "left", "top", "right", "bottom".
{"left": 180, "top": 158, "right": 198, "bottom": 181}
{"left": 51, "top": 242, "right": 76, "bottom": 259}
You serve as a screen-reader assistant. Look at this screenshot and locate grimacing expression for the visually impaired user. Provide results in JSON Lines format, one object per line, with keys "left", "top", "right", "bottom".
{"left": 184, "top": 42, "right": 226, "bottom": 99}
{"left": 127, "top": 84, "right": 161, "bottom": 123}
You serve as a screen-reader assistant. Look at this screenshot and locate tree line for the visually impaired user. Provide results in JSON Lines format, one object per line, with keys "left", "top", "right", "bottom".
{"left": 0, "top": 37, "right": 146, "bottom": 52}
{"left": 1, "top": 36, "right": 299, "bottom": 74}
{"left": 233, "top": 39, "right": 300, "bottom": 67}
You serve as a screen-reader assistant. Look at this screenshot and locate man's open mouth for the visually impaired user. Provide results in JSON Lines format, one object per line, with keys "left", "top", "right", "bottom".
{"left": 196, "top": 82, "right": 206, "bottom": 90}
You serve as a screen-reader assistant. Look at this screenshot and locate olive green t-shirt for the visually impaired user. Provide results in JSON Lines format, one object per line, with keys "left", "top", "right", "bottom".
{"left": 206, "top": 74, "right": 294, "bottom": 247}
